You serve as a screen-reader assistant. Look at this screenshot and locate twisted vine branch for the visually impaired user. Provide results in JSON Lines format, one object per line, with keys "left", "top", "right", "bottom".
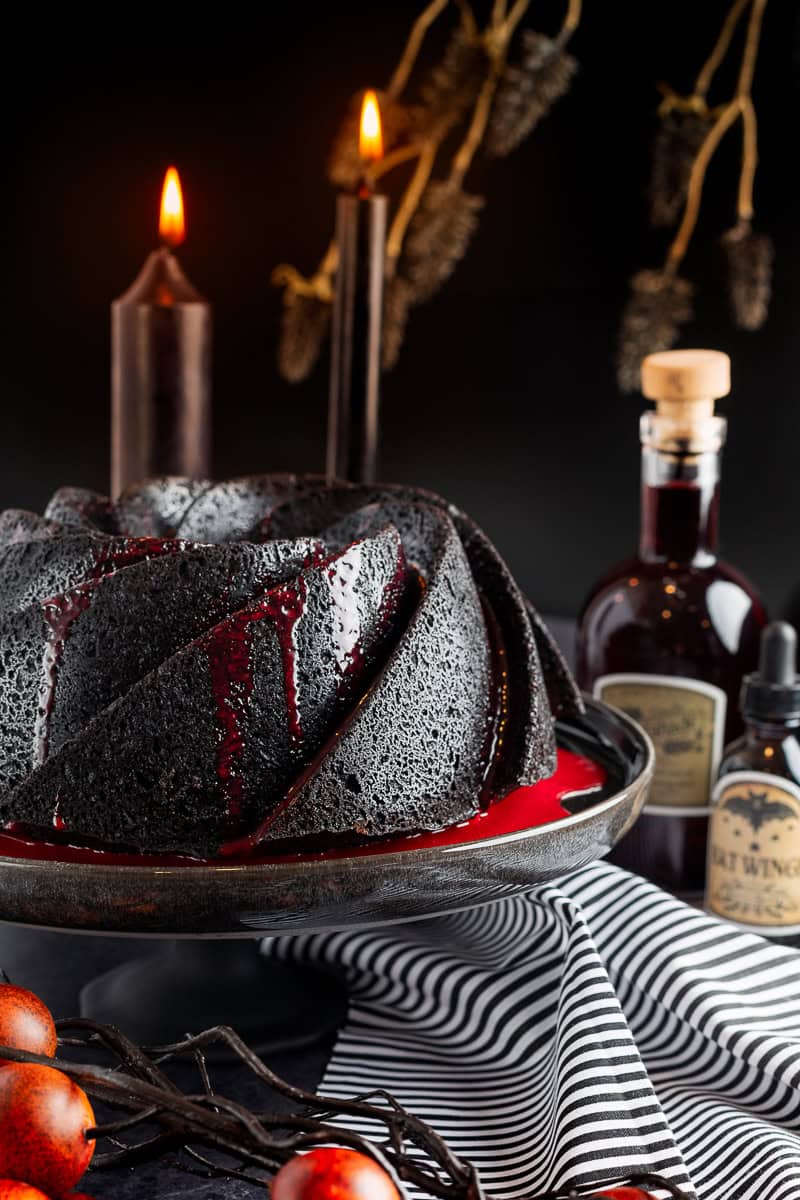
{"left": 388, "top": 0, "right": 451, "bottom": 100}
{"left": 0, "top": 1020, "right": 692, "bottom": 1200}
{"left": 665, "top": 0, "right": 768, "bottom": 273}
{"left": 618, "top": 0, "right": 773, "bottom": 388}
{"left": 274, "top": 0, "right": 582, "bottom": 380}
{"left": 694, "top": 0, "right": 751, "bottom": 99}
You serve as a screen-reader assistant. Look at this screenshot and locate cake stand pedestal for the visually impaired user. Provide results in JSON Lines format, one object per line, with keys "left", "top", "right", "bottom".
{"left": 0, "top": 700, "right": 652, "bottom": 1054}
{"left": 80, "top": 939, "right": 348, "bottom": 1056}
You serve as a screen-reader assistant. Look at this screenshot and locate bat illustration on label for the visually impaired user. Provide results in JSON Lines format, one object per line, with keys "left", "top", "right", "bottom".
{"left": 721, "top": 790, "right": 796, "bottom": 832}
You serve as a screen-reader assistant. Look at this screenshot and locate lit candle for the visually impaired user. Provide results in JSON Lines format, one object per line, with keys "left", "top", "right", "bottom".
{"left": 327, "top": 90, "right": 387, "bottom": 485}
{"left": 111, "top": 167, "right": 212, "bottom": 497}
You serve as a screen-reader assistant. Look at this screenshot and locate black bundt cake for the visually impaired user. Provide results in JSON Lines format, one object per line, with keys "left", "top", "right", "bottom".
{"left": 0, "top": 476, "right": 582, "bottom": 856}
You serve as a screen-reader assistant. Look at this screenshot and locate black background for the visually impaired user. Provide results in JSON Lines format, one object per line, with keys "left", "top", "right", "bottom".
{"left": 2, "top": 2, "right": 798, "bottom": 617}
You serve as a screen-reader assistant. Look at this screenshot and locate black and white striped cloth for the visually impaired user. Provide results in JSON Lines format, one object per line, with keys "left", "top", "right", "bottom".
{"left": 271, "top": 862, "right": 800, "bottom": 1200}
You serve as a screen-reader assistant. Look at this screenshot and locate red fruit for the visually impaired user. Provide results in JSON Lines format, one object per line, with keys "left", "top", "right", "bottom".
{"left": 0, "top": 1063, "right": 95, "bottom": 1195}
{"left": 593, "top": 1190, "right": 657, "bottom": 1199}
{"left": 272, "top": 1148, "right": 401, "bottom": 1200}
{"left": 0, "top": 1184, "right": 52, "bottom": 1200}
{"left": 0, "top": 986, "right": 57, "bottom": 1065}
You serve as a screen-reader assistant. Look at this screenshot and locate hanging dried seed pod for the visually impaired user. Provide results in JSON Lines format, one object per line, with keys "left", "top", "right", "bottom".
{"left": 649, "top": 111, "right": 711, "bottom": 228}
{"left": 277, "top": 290, "right": 331, "bottom": 384}
{"left": 381, "top": 185, "right": 484, "bottom": 368}
{"left": 487, "top": 31, "right": 577, "bottom": 158}
{"left": 418, "top": 26, "right": 486, "bottom": 133}
{"left": 403, "top": 182, "right": 484, "bottom": 303}
{"left": 617, "top": 269, "right": 695, "bottom": 392}
{"left": 721, "top": 220, "right": 774, "bottom": 331}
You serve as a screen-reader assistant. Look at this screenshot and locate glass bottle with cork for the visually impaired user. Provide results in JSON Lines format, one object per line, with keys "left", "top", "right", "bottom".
{"left": 706, "top": 622, "right": 800, "bottom": 944}
{"left": 577, "top": 349, "right": 767, "bottom": 895}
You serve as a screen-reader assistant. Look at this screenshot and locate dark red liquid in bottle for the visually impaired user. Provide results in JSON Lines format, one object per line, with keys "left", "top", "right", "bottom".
{"left": 578, "top": 437, "right": 766, "bottom": 895}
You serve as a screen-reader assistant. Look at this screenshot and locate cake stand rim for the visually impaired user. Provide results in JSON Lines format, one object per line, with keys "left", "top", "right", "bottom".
{"left": 0, "top": 697, "right": 653, "bottom": 880}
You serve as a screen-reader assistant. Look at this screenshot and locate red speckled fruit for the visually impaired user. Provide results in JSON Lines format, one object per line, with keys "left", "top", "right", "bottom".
{"left": 0, "top": 1184, "right": 52, "bottom": 1200}
{"left": 594, "top": 1190, "right": 657, "bottom": 1199}
{"left": 272, "top": 1148, "right": 401, "bottom": 1200}
{"left": 0, "top": 986, "right": 57, "bottom": 1065}
{"left": 0, "top": 1063, "right": 95, "bottom": 1195}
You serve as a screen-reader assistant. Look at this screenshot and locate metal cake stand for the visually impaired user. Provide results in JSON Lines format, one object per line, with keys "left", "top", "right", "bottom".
{"left": 0, "top": 699, "right": 653, "bottom": 1052}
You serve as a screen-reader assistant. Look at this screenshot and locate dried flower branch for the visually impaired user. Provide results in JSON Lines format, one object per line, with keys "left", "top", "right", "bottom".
{"left": 619, "top": 0, "right": 772, "bottom": 390}
{"left": 617, "top": 269, "right": 695, "bottom": 393}
{"left": 649, "top": 111, "right": 711, "bottom": 228}
{"left": 693, "top": 0, "right": 752, "bottom": 98}
{"left": 388, "top": 0, "right": 451, "bottom": 100}
{"left": 648, "top": 0, "right": 749, "bottom": 229}
{"left": 0, "top": 1023, "right": 691, "bottom": 1200}
{"left": 383, "top": 184, "right": 484, "bottom": 368}
{"left": 487, "top": 30, "right": 578, "bottom": 157}
{"left": 277, "top": 292, "right": 332, "bottom": 384}
{"left": 272, "top": 248, "right": 337, "bottom": 384}
{"left": 667, "top": 0, "right": 770, "bottom": 271}
{"left": 418, "top": 26, "right": 486, "bottom": 132}
{"left": 666, "top": 97, "right": 742, "bottom": 269}
{"left": 386, "top": 140, "right": 443, "bottom": 268}
{"left": 405, "top": 183, "right": 485, "bottom": 303}
{"left": 721, "top": 219, "right": 773, "bottom": 329}
{"left": 275, "top": 0, "right": 581, "bottom": 382}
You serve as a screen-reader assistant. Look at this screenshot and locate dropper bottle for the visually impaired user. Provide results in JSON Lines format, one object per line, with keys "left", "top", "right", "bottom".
{"left": 706, "top": 622, "right": 800, "bottom": 942}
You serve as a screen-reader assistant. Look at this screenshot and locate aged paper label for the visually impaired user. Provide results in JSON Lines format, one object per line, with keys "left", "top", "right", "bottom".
{"left": 594, "top": 674, "right": 726, "bottom": 813}
{"left": 707, "top": 771, "right": 800, "bottom": 931}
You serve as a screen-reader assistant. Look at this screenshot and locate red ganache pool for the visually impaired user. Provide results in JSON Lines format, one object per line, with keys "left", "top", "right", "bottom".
{"left": 0, "top": 748, "right": 605, "bottom": 868}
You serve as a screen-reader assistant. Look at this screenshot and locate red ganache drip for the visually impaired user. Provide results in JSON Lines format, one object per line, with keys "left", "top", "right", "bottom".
{"left": 52, "top": 795, "right": 68, "bottom": 832}
{"left": 258, "top": 580, "right": 308, "bottom": 743}
{"left": 91, "top": 537, "right": 187, "bottom": 576}
{"left": 387, "top": 750, "right": 602, "bottom": 851}
{"left": 206, "top": 611, "right": 255, "bottom": 827}
{"left": 0, "top": 748, "right": 606, "bottom": 867}
{"left": 207, "top": 578, "right": 309, "bottom": 829}
{"left": 218, "top": 548, "right": 413, "bottom": 858}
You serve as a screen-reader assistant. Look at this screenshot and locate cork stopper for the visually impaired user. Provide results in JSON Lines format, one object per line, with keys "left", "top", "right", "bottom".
{"left": 640, "top": 349, "right": 730, "bottom": 453}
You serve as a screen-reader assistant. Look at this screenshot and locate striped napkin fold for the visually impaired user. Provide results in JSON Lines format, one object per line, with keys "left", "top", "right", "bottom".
{"left": 268, "top": 861, "right": 800, "bottom": 1200}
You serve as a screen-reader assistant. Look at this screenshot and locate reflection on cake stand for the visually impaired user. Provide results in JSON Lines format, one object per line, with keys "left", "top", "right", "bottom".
{"left": 0, "top": 699, "right": 652, "bottom": 1053}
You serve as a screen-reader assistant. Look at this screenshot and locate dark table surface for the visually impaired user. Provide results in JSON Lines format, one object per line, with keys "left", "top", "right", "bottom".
{"left": 0, "top": 618, "right": 577, "bottom": 1198}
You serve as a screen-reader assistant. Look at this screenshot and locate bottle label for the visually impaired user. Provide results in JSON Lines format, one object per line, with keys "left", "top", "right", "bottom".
{"left": 707, "top": 771, "right": 800, "bottom": 933}
{"left": 594, "top": 674, "right": 726, "bottom": 814}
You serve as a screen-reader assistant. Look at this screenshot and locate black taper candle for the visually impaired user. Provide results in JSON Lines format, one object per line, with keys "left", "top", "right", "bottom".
{"left": 327, "top": 189, "right": 387, "bottom": 485}
{"left": 111, "top": 168, "right": 211, "bottom": 497}
{"left": 327, "top": 90, "right": 387, "bottom": 486}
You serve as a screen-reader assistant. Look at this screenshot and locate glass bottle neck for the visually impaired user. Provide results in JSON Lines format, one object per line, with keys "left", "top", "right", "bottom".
{"left": 639, "top": 447, "right": 721, "bottom": 565}
{"left": 745, "top": 719, "right": 800, "bottom": 741}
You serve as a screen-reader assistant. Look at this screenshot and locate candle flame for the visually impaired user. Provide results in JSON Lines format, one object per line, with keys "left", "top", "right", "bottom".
{"left": 359, "top": 90, "right": 383, "bottom": 163}
{"left": 159, "top": 166, "right": 185, "bottom": 248}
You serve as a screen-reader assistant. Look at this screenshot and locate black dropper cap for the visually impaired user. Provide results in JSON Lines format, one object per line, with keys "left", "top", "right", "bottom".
{"left": 741, "top": 622, "right": 800, "bottom": 724}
